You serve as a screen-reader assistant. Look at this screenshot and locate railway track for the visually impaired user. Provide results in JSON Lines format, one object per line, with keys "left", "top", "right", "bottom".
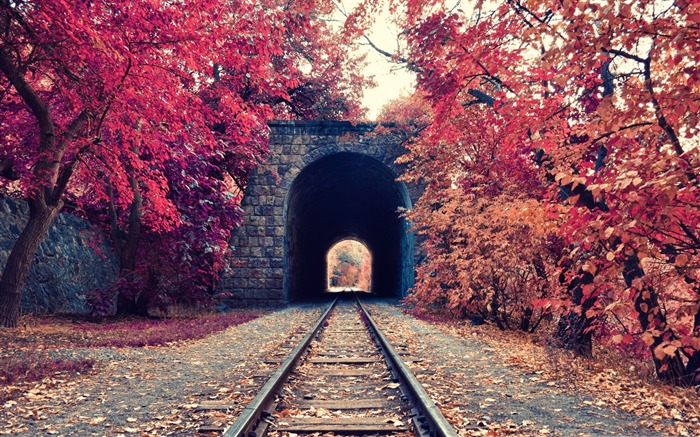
{"left": 220, "top": 294, "right": 457, "bottom": 437}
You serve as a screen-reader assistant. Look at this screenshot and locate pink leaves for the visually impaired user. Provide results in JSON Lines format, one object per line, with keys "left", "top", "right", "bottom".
{"left": 381, "top": 0, "right": 700, "bottom": 382}
{"left": 1, "top": 0, "right": 367, "bottom": 318}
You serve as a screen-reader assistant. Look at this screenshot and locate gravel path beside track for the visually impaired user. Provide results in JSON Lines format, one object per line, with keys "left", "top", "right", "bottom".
{"left": 1, "top": 305, "right": 323, "bottom": 436}
{"left": 366, "top": 300, "right": 665, "bottom": 437}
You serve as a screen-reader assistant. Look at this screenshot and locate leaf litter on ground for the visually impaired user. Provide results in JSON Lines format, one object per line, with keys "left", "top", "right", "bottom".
{"left": 377, "top": 302, "right": 698, "bottom": 436}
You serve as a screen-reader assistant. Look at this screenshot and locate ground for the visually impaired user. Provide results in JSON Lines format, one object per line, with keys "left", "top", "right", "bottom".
{"left": 1, "top": 301, "right": 698, "bottom": 436}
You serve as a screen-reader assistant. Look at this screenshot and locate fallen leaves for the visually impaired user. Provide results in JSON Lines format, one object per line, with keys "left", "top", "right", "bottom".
{"left": 395, "top": 304, "right": 700, "bottom": 436}
{"left": 1, "top": 307, "right": 322, "bottom": 436}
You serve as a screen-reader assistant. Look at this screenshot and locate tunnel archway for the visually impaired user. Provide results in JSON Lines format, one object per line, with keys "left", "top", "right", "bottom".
{"left": 284, "top": 152, "right": 413, "bottom": 300}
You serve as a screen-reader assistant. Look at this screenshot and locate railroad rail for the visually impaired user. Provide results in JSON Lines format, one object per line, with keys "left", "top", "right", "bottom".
{"left": 220, "top": 293, "right": 458, "bottom": 437}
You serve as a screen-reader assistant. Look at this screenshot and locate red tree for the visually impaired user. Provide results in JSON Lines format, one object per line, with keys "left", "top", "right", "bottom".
{"left": 80, "top": 0, "right": 368, "bottom": 316}
{"left": 368, "top": 0, "right": 700, "bottom": 384}
{"left": 0, "top": 0, "right": 367, "bottom": 325}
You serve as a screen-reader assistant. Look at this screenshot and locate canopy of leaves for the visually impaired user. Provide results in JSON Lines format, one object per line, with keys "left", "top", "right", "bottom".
{"left": 371, "top": 0, "right": 700, "bottom": 385}
{"left": 0, "top": 0, "right": 369, "bottom": 316}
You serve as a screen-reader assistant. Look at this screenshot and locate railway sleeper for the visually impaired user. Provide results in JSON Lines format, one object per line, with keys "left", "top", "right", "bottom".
{"left": 219, "top": 296, "right": 457, "bottom": 437}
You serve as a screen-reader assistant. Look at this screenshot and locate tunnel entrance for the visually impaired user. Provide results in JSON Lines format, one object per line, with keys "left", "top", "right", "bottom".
{"left": 284, "top": 152, "right": 413, "bottom": 301}
{"left": 327, "top": 239, "right": 372, "bottom": 292}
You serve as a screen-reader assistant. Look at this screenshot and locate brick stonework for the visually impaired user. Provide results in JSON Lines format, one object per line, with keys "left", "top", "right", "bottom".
{"left": 216, "top": 120, "right": 420, "bottom": 307}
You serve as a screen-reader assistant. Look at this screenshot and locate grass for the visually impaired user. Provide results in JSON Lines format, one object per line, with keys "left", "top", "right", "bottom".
{"left": 0, "top": 351, "right": 96, "bottom": 385}
{"left": 0, "top": 351, "right": 96, "bottom": 402}
{"left": 2, "top": 309, "right": 265, "bottom": 349}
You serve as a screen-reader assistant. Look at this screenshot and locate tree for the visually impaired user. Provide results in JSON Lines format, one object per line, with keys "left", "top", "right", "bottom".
{"left": 366, "top": 0, "right": 700, "bottom": 384}
{"left": 79, "top": 0, "right": 368, "bottom": 316}
{"left": 392, "top": 93, "right": 562, "bottom": 330}
{"left": 327, "top": 239, "right": 371, "bottom": 290}
{"left": 0, "top": 0, "right": 367, "bottom": 325}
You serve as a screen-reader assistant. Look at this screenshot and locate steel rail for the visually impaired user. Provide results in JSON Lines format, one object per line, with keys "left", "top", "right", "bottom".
{"left": 355, "top": 295, "right": 459, "bottom": 437}
{"left": 222, "top": 298, "right": 338, "bottom": 437}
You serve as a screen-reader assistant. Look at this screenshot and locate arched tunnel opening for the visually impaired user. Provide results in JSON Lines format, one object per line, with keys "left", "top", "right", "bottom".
{"left": 327, "top": 238, "right": 372, "bottom": 292}
{"left": 284, "top": 152, "right": 413, "bottom": 301}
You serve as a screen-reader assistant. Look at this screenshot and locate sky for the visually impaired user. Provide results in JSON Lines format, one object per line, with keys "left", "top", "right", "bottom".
{"left": 333, "top": 1, "right": 416, "bottom": 120}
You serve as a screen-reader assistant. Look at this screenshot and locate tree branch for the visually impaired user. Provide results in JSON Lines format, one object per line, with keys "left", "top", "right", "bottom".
{"left": 464, "top": 88, "right": 496, "bottom": 106}
{"left": 50, "top": 110, "right": 89, "bottom": 203}
{"left": 590, "top": 122, "right": 655, "bottom": 145}
{"left": 605, "top": 48, "right": 648, "bottom": 65}
{"left": 0, "top": 44, "right": 54, "bottom": 153}
{"left": 641, "top": 46, "right": 684, "bottom": 157}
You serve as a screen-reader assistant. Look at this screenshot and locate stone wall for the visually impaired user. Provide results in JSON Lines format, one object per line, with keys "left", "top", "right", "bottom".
{"left": 0, "top": 198, "right": 118, "bottom": 314}
{"left": 217, "top": 120, "right": 421, "bottom": 307}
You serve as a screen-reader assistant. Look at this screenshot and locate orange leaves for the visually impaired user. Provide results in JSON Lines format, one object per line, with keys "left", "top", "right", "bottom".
{"left": 657, "top": 187, "right": 677, "bottom": 208}
{"left": 404, "top": 117, "right": 561, "bottom": 330}
{"left": 674, "top": 254, "right": 690, "bottom": 268}
{"left": 614, "top": 170, "right": 645, "bottom": 191}
{"left": 377, "top": 91, "right": 433, "bottom": 127}
{"left": 388, "top": 0, "right": 700, "bottom": 383}
{"left": 641, "top": 331, "right": 657, "bottom": 348}
{"left": 611, "top": 333, "right": 634, "bottom": 346}
{"left": 652, "top": 341, "right": 683, "bottom": 361}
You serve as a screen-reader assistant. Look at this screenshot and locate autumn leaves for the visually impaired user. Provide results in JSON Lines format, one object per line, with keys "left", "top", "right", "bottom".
{"left": 375, "top": 0, "right": 700, "bottom": 385}
{"left": 0, "top": 0, "right": 366, "bottom": 325}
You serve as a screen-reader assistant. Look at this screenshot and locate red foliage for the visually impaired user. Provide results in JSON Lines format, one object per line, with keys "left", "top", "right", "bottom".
{"left": 0, "top": 0, "right": 369, "bottom": 322}
{"left": 69, "top": 311, "right": 264, "bottom": 348}
{"left": 376, "top": 0, "right": 700, "bottom": 385}
{"left": 0, "top": 351, "right": 95, "bottom": 387}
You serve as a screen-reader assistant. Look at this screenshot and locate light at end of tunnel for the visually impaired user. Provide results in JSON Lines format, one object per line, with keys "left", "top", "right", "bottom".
{"left": 326, "top": 239, "right": 372, "bottom": 292}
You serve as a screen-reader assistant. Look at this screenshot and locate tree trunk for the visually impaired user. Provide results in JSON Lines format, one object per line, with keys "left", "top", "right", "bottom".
{"left": 1, "top": 46, "right": 88, "bottom": 327}
{"left": 121, "top": 176, "right": 142, "bottom": 271}
{"left": 555, "top": 311, "right": 593, "bottom": 357}
{"left": 0, "top": 198, "right": 61, "bottom": 327}
{"left": 685, "top": 306, "right": 700, "bottom": 385}
{"left": 520, "top": 306, "right": 533, "bottom": 332}
{"left": 116, "top": 293, "right": 149, "bottom": 317}
{"left": 489, "top": 287, "right": 505, "bottom": 330}
{"left": 554, "top": 270, "right": 595, "bottom": 357}
{"left": 113, "top": 176, "right": 145, "bottom": 316}
{"left": 633, "top": 285, "right": 689, "bottom": 384}
{"left": 622, "top": 254, "right": 691, "bottom": 384}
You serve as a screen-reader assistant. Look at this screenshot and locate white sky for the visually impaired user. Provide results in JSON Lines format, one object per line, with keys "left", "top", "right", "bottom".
{"left": 333, "top": 1, "right": 416, "bottom": 120}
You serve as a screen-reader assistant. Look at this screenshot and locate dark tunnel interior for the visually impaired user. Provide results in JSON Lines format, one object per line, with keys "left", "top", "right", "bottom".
{"left": 284, "top": 152, "right": 413, "bottom": 300}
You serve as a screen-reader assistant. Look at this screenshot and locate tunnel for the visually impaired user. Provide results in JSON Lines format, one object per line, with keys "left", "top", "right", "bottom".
{"left": 284, "top": 152, "right": 413, "bottom": 300}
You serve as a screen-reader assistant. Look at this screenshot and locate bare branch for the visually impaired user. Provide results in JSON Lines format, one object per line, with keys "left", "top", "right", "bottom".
{"left": 606, "top": 48, "right": 648, "bottom": 65}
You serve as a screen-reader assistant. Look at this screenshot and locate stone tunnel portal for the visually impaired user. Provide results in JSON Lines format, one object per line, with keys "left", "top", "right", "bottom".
{"left": 285, "top": 152, "right": 413, "bottom": 301}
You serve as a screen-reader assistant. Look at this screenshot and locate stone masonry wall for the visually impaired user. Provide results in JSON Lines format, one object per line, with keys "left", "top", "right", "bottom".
{"left": 217, "top": 120, "right": 419, "bottom": 307}
{"left": 0, "top": 198, "right": 118, "bottom": 314}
